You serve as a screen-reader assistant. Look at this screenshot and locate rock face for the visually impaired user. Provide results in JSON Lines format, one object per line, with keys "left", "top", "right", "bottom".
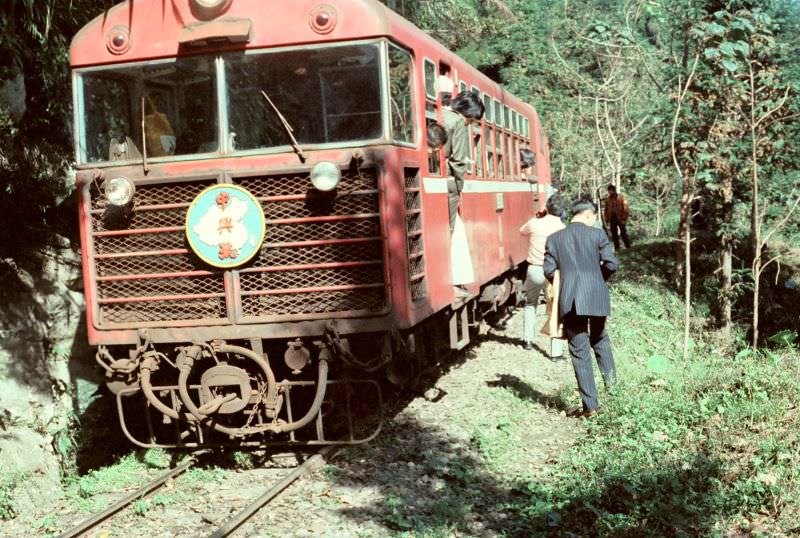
{"left": 0, "top": 71, "right": 26, "bottom": 122}
{"left": 0, "top": 237, "right": 98, "bottom": 514}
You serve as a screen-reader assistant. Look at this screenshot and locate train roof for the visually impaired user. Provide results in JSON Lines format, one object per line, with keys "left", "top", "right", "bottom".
{"left": 70, "top": 0, "right": 536, "bottom": 117}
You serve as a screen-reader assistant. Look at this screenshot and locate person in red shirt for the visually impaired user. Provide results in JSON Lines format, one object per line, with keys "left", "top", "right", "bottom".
{"left": 604, "top": 185, "right": 631, "bottom": 249}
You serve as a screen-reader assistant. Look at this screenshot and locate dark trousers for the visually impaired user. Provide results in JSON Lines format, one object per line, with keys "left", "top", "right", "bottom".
{"left": 609, "top": 218, "right": 631, "bottom": 249}
{"left": 563, "top": 310, "right": 617, "bottom": 411}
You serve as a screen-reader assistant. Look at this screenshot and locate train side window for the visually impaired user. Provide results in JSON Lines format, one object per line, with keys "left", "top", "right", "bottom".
{"left": 423, "top": 58, "right": 437, "bottom": 101}
{"left": 485, "top": 122, "right": 494, "bottom": 178}
{"left": 388, "top": 45, "right": 415, "bottom": 144}
{"left": 503, "top": 133, "right": 510, "bottom": 179}
{"left": 511, "top": 138, "right": 519, "bottom": 178}
{"left": 426, "top": 118, "right": 443, "bottom": 175}
{"left": 459, "top": 80, "right": 467, "bottom": 94}
{"left": 494, "top": 99, "right": 503, "bottom": 129}
{"left": 495, "top": 128, "right": 504, "bottom": 178}
{"left": 473, "top": 123, "right": 484, "bottom": 177}
{"left": 483, "top": 93, "right": 493, "bottom": 124}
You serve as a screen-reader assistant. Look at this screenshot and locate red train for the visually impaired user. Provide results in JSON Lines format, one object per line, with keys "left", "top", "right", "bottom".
{"left": 70, "top": 0, "right": 552, "bottom": 448}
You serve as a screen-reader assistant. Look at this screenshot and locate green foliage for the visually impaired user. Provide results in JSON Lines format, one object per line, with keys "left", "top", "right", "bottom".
{"left": 0, "top": 475, "right": 23, "bottom": 520}
{"left": 0, "top": 1, "right": 113, "bottom": 262}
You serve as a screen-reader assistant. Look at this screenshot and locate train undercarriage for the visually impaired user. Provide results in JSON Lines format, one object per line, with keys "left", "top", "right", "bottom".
{"left": 96, "top": 271, "right": 523, "bottom": 449}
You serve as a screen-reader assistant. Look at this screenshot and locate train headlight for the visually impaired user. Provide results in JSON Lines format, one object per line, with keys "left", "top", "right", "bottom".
{"left": 310, "top": 162, "right": 341, "bottom": 192}
{"left": 190, "top": 0, "right": 233, "bottom": 19}
{"left": 105, "top": 177, "right": 136, "bottom": 207}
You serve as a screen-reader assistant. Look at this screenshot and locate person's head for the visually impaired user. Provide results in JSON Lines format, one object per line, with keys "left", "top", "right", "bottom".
{"left": 440, "top": 63, "right": 451, "bottom": 76}
{"left": 571, "top": 194, "right": 598, "bottom": 225}
{"left": 450, "top": 90, "right": 485, "bottom": 122}
{"left": 545, "top": 193, "right": 565, "bottom": 217}
{"left": 519, "top": 148, "right": 536, "bottom": 170}
{"left": 607, "top": 184, "right": 617, "bottom": 197}
{"left": 427, "top": 122, "right": 448, "bottom": 152}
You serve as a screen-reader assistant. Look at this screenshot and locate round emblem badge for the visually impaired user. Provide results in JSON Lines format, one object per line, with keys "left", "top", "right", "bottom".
{"left": 186, "top": 184, "right": 266, "bottom": 269}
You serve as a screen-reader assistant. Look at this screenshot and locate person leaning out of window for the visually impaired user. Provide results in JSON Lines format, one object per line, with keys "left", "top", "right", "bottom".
{"left": 442, "top": 90, "right": 485, "bottom": 233}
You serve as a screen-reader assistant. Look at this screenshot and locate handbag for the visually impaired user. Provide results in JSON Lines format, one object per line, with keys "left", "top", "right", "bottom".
{"left": 539, "top": 270, "right": 564, "bottom": 338}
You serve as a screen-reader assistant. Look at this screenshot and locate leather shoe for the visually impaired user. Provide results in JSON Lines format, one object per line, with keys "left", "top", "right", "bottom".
{"left": 567, "top": 407, "right": 600, "bottom": 418}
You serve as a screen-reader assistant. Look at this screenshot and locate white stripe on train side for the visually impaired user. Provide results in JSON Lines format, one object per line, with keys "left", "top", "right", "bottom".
{"left": 422, "top": 177, "right": 537, "bottom": 194}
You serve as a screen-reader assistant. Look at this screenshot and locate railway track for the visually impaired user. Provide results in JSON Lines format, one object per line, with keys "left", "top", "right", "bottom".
{"left": 56, "top": 447, "right": 334, "bottom": 538}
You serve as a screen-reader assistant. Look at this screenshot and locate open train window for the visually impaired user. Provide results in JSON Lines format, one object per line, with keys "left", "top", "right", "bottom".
{"left": 426, "top": 118, "right": 444, "bottom": 175}
{"left": 388, "top": 44, "right": 415, "bottom": 144}
{"left": 494, "top": 99, "right": 503, "bottom": 129}
{"left": 423, "top": 58, "right": 437, "bottom": 101}
{"left": 473, "top": 123, "right": 484, "bottom": 177}
{"left": 483, "top": 93, "right": 493, "bottom": 124}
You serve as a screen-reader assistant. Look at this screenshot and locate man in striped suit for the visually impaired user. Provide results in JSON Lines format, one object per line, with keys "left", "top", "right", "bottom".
{"left": 543, "top": 195, "right": 618, "bottom": 417}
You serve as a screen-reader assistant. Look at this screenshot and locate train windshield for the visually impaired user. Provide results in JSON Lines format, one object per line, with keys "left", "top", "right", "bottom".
{"left": 77, "top": 42, "right": 385, "bottom": 164}
{"left": 79, "top": 56, "right": 218, "bottom": 163}
{"left": 225, "top": 43, "right": 383, "bottom": 151}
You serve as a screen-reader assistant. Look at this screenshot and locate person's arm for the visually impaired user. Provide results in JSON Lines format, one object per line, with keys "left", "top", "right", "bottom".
{"left": 603, "top": 196, "right": 610, "bottom": 222}
{"left": 520, "top": 219, "right": 533, "bottom": 235}
{"left": 598, "top": 231, "right": 618, "bottom": 280}
{"left": 448, "top": 121, "right": 470, "bottom": 191}
{"left": 543, "top": 237, "right": 558, "bottom": 282}
{"left": 620, "top": 194, "right": 630, "bottom": 222}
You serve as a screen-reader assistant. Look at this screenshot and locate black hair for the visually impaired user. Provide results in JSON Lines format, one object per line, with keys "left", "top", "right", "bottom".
{"left": 607, "top": 184, "right": 617, "bottom": 192}
{"left": 546, "top": 193, "right": 565, "bottom": 216}
{"left": 440, "top": 63, "right": 451, "bottom": 75}
{"left": 571, "top": 194, "right": 598, "bottom": 216}
{"left": 427, "top": 122, "right": 448, "bottom": 149}
{"left": 441, "top": 93, "right": 452, "bottom": 107}
{"left": 519, "top": 148, "right": 536, "bottom": 169}
{"left": 450, "top": 90, "right": 485, "bottom": 120}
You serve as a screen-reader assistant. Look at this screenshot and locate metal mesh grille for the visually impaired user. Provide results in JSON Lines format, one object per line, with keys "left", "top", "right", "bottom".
{"left": 241, "top": 289, "right": 385, "bottom": 317}
{"left": 89, "top": 179, "right": 227, "bottom": 325}
{"left": 404, "top": 169, "right": 427, "bottom": 301}
{"left": 86, "top": 169, "right": 387, "bottom": 327}
{"left": 236, "top": 169, "right": 385, "bottom": 317}
{"left": 101, "top": 298, "right": 227, "bottom": 324}
{"left": 240, "top": 266, "right": 384, "bottom": 292}
{"left": 98, "top": 275, "right": 224, "bottom": 299}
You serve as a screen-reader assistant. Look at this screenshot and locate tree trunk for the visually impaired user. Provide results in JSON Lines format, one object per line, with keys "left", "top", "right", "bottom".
{"left": 751, "top": 116, "right": 760, "bottom": 351}
{"left": 720, "top": 180, "right": 733, "bottom": 338}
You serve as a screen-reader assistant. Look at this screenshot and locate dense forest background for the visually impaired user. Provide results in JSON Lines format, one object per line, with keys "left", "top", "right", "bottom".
{"left": 1, "top": 0, "right": 797, "bottom": 350}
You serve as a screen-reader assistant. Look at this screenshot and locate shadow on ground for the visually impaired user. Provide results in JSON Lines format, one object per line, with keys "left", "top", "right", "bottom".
{"left": 330, "top": 414, "right": 730, "bottom": 537}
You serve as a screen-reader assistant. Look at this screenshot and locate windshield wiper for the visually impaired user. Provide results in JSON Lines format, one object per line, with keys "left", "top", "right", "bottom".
{"left": 260, "top": 90, "right": 306, "bottom": 163}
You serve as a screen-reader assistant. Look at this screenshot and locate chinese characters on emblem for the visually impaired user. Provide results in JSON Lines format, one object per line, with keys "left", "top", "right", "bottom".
{"left": 192, "top": 190, "right": 251, "bottom": 261}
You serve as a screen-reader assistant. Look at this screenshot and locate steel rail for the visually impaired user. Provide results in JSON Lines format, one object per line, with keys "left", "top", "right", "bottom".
{"left": 208, "top": 446, "right": 336, "bottom": 538}
{"left": 56, "top": 458, "right": 195, "bottom": 538}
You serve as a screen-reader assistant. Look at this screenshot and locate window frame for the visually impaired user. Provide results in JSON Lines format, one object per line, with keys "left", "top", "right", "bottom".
{"left": 387, "top": 42, "right": 417, "bottom": 147}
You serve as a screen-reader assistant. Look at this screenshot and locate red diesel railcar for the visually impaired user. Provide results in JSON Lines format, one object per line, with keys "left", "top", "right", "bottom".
{"left": 70, "top": 0, "right": 553, "bottom": 448}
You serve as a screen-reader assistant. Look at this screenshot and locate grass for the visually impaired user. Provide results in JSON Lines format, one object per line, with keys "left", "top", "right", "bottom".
{"left": 379, "top": 237, "right": 800, "bottom": 537}
{"left": 498, "top": 240, "right": 800, "bottom": 536}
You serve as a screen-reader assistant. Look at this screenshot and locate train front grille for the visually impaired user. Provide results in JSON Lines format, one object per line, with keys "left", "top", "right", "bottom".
{"left": 87, "top": 169, "right": 385, "bottom": 329}
{"left": 235, "top": 169, "right": 385, "bottom": 319}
